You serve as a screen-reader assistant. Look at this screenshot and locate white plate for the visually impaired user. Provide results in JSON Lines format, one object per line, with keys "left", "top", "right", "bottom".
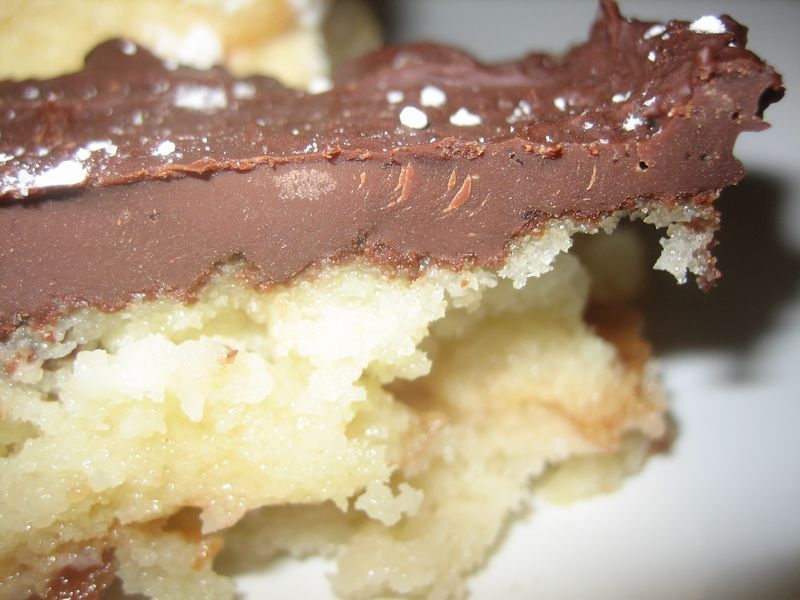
{"left": 238, "top": 2, "right": 800, "bottom": 597}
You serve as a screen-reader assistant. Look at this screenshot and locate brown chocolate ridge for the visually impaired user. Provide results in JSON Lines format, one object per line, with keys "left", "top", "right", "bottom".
{"left": 0, "top": 1, "right": 783, "bottom": 335}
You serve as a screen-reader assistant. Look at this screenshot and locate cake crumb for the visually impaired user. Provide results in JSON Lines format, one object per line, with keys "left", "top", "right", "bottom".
{"left": 507, "top": 99, "right": 533, "bottom": 123}
{"left": 612, "top": 91, "right": 630, "bottom": 103}
{"left": 174, "top": 84, "right": 228, "bottom": 111}
{"left": 399, "top": 106, "right": 428, "bottom": 129}
{"left": 689, "top": 15, "right": 727, "bottom": 34}
{"left": 449, "top": 107, "right": 481, "bottom": 127}
{"left": 622, "top": 114, "right": 645, "bottom": 131}
{"left": 420, "top": 85, "right": 447, "bottom": 107}
{"left": 232, "top": 81, "right": 256, "bottom": 100}
{"left": 386, "top": 90, "right": 404, "bottom": 104}
{"left": 152, "top": 140, "right": 176, "bottom": 157}
{"left": 33, "top": 160, "right": 88, "bottom": 188}
{"left": 643, "top": 24, "right": 666, "bottom": 39}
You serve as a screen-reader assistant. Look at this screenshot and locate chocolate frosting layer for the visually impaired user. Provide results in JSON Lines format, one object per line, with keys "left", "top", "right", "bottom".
{"left": 0, "top": 1, "right": 783, "bottom": 333}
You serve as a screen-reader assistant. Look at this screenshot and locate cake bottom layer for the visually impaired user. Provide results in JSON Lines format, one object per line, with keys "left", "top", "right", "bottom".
{"left": 0, "top": 226, "right": 667, "bottom": 599}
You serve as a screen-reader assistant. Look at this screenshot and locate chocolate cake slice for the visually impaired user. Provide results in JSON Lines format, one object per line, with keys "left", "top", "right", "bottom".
{"left": 0, "top": 2, "right": 782, "bottom": 598}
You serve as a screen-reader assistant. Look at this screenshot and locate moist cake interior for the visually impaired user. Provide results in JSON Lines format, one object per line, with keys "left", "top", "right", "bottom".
{"left": 2, "top": 213, "right": 700, "bottom": 599}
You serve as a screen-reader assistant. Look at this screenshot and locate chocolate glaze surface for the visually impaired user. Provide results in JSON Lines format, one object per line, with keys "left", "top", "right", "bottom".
{"left": 0, "top": 1, "right": 783, "bottom": 334}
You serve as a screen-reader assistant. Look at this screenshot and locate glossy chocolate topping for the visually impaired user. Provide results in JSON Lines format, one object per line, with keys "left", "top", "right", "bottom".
{"left": 0, "top": 1, "right": 783, "bottom": 333}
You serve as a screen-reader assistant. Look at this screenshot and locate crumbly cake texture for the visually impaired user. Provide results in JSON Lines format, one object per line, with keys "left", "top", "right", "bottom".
{"left": 0, "top": 1, "right": 783, "bottom": 598}
{"left": 2, "top": 225, "right": 666, "bottom": 600}
{"left": 0, "top": 0, "right": 380, "bottom": 89}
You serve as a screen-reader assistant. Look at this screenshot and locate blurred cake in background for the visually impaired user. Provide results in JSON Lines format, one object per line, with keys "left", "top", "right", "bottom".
{"left": 0, "top": 0, "right": 380, "bottom": 89}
